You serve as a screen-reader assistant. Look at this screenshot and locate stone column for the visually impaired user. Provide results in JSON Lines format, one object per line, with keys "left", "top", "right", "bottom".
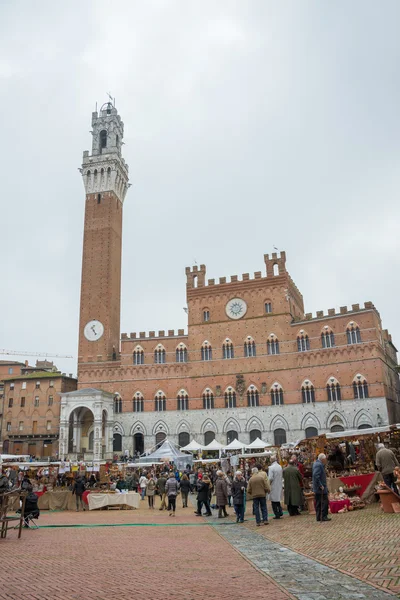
{"left": 93, "top": 419, "right": 102, "bottom": 461}
{"left": 59, "top": 421, "right": 69, "bottom": 459}
{"left": 104, "top": 421, "right": 114, "bottom": 460}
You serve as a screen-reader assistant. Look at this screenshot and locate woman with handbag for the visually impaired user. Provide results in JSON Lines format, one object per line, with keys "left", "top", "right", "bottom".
{"left": 165, "top": 472, "right": 179, "bottom": 517}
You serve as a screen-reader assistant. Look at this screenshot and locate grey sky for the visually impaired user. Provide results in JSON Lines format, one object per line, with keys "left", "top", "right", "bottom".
{"left": 1, "top": 1, "right": 400, "bottom": 376}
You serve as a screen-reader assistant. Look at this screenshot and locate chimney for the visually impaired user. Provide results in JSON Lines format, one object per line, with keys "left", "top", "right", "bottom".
{"left": 25, "top": 360, "right": 28, "bottom": 367}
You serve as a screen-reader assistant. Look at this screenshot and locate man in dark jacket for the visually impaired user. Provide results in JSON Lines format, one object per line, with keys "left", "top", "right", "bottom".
{"left": 195, "top": 476, "right": 212, "bottom": 516}
{"left": 231, "top": 471, "right": 247, "bottom": 523}
{"left": 72, "top": 477, "right": 86, "bottom": 511}
{"left": 312, "top": 453, "right": 331, "bottom": 522}
{"left": 283, "top": 460, "right": 303, "bottom": 516}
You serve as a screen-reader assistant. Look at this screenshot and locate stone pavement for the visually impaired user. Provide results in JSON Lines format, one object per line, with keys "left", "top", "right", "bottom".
{"left": 247, "top": 503, "right": 400, "bottom": 596}
{"left": 1, "top": 499, "right": 399, "bottom": 600}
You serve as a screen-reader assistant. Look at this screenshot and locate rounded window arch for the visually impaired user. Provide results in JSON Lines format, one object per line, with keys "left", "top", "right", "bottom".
{"left": 264, "top": 299, "right": 272, "bottom": 314}
{"left": 99, "top": 129, "right": 107, "bottom": 151}
{"left": 297, "top": 330, "right": 310, "bottom": 352}
{"left": 88, "top": 430, "right": 94, "bottom": 451}
{"left": 271, "top": 382, "right": 284, "bottom": 406}
{"left": 305, "top": 426, "right": 318, "bottom": 438}
{"left": 132, "top": 392, "right": 144, "bottom": 412}
{"left": 326, "top": 377, "right": 341, "bottom": 402}
{"left": 133, "top": 345, "right": 144, "bottom": 365}
{"left": 226, "top": 430, "right": 238, "bottom": 444}
{"left": 133, "top": 432, "right": 144, "bottom": 455}
{"left": 178, "top": 432, "right": 190, "bottom": 447}
{"left": 274, "top": 428, "right": 287, "bottom": 446}
{"left": 114, "top": 394, "right": 122, "bottom": 414}
{"left": 154, "top": 391, "right": 166, "bottom": 411}
{"left": 204, "top": 431, "right": 215, "bottom": 445}
{"left": 177, "top": 389, "right": 189, "bottom": 411}
{"left": 201, "top": 341, "right": 212, "bottom": 361}
{"left": 203, "top": 388, "right": 214, "bottom": 409}
{"left": 301, "top": 380, "right": 315, "bottom": 404}
{"left": 353, "top": 374, "right": 369, "bottom": 399}
{"left": 222, "top": 338, "right": 234, "bottom": 360}
{"left": 224, "top": 386, "right": 236, "bottom": 408}
{"left": 155, "top": 431, "right": 166, "bottom": 445}
{"left": 347, "top": 321, "right": 362, "bottom": 345}
{"left": 247, "top": 385, "right": 259, "bottom": 407}
{"left": 154, "top": 344, "right": 166, "bottom": 364}
{"left": 244, "top": 336, "right": 256, "bottom": 358}
{"left": 113, "top": 432, "right": 122, "bottom": 452}
{"left": 321, "top": 325, "right": 335, "bottom": 348}
{"left": 267, "top": 333, "right": 280, "bottom": 355}
{"left": 249, "top": 429, "right": 261, "bottom": 443}
{"left": 176, "top": 343, "right": 188, "bottom": 363}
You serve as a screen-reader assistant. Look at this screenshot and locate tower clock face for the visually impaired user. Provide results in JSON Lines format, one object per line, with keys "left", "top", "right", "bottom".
{"left": 226, "top": 298, "right": 247, "bottom": 320}
{"left": 84, "top": 320, "right": 104, "bottom": 342}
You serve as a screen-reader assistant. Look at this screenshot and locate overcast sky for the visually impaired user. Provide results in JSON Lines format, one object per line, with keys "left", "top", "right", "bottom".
{"left": 1, "top": 1, "right": 400, "bottom": 376}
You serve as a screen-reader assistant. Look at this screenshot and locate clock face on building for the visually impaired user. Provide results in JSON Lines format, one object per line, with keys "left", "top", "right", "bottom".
{"left": 84, "top": 320, "right": 104, "bottom": 342}
{"left": 226, "top": 298, "right": 247, "bottom": 320}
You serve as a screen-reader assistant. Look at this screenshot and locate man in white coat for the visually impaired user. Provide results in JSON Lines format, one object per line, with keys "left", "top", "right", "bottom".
{"left": 268, "top": 455, "right": 283, "bottom": 519}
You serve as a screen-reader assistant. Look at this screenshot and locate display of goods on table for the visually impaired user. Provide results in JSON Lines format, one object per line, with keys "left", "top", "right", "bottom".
{"left": 328, "top": 489, "right": 365, "bottom": 513}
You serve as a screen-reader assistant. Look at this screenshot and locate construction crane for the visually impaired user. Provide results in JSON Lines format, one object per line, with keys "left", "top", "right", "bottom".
{"left": 0, "top": 350, "right": 73, "bottom": 359}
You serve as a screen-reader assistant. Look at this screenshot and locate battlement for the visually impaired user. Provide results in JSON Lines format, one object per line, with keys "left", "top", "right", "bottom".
{"left": 293, "top": 301, "right": 376, "bottom": 323}
{"left": 264, "top": 251, "right": 286, "bottom": 278}
{"left": 121, "top": 329, "right": 187, "bottom": 341}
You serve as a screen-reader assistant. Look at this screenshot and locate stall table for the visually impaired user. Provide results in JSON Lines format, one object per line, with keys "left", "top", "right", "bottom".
{"left": 88, "top": 492, "right": 139, "bottom": 510}
{"left": 329, "top": 498, "right": 351, "bottom": 514}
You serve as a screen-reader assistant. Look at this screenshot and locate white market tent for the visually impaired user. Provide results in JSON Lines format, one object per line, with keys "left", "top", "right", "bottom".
{"left": 325, "top": 424, "right": 400, "bottom": 440}
{"left": 245, "top": 437, "right": 271, "bottom": 450}
{"left": 224, "top": 439, "right": 246, "bottom": 450}
{"left": 180, "top": 440, "right": 204, "bottom": 452}
{"left": 0, "top": 454, "right": 31, "bottom": 461}
{"left": 134, "top": 439, "right": 192, "bottom": 469}
{"left": 203, "top": 440, "right": 224, "bottom": 451}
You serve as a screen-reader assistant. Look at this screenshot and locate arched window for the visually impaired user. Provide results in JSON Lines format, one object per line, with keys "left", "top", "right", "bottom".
{"left": 155, "top": 432, "right": 166, "bottom": 445}
{"left": 133, "top": 432, "right": 144, "bottom": 455}
{"left": 305, "top": 426, "right": 318, "bottom": 438}
{"left": 154, "top": 392, "right": 166, "bottom": 411}
{"left": 353, "top": 374, "right": 369, "bottom": 399}
{"left": 244, "top": 337, "right": 256, "bottom": 357}
{"left": 226, "top": 430, "right": 238, "bottom": 444}
{"left": 270, "top": 383, "right": 284, "bottom": 406}
{"left": 347, "top": 323, "right": 362, "bottom": 345}
{"left": 358, "top": 423, "right": 372, "bottom": 430}
{"left": 113, "top": 433, "right": 122, "bottom": 452}
{"left": 264, "top": 301, "right": 272, "bottom": 314}
{"left": 247, "top": 386, "right": 259, "bottom": 407}
{"left": 177, "top": 390, "right": 189, "bottom": 411}
{"left": 88, "top": 430, "right": 94, "bottom": 451}
{"left": 301, "top": 381, "right": 315, "bottom": 404}
{"left": 273, "top": 263, "right": 279, "bottom": 276}
{"left": 331, "top": 424, "right": 345, "bottom": 432}
{"left": 250, "top": 429, "right": 262, "bottom": 443}
{"left": 267, "top": 334, "right": 280, "bottom": 355}
{"left": 154, "top": 346, "right": 166, "bottom": 364}
{"left": 179, "top": 432, "right": 190, "bottom": 447}
{"left": 99, "top": 130, "right": 107, "bottom": 152}
{"left": 222, "top": 339, "right": 234, "bottom": 359}
{"left": 204, "top": 431, "right": 215, "bottom": 445}
{"left": 274, "top": 428, "right": 287, "bottom": 445}
{"left": 176, "top": 344, "right": 188, "bottom": 363}
{"left": 203, "top": 389, "right": 214, "bottom": 410}
{"left": 133, "top": 393, "right": 144, "bottom": 412}
{"left": 114, "top": 395, "right": 122, "bottom": 413}
{"left": 321, "top": 329, "right": 335, "bottom": 348}
{"left": 133, "top": 346, "right": 144, "bottom": 365}
{"left": 224, "top": 387, "right": 236, "bottom": 408}
{"left": 203, "top": 310, "right": 210, "bottom": 322}
{"left": 116, "top": 134, "right": 119, "bottom": 147}
{"left": 201, "top": 341, "right": 212, "bottom": 361}
{"left": 326, "top": 378, "right": 341, "bottom": 402}
{"left": 297, "top": 332, "right": 310, "bottom": 352}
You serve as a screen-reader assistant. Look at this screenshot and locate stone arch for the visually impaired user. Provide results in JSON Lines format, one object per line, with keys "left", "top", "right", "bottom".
{"left": 301, "top": 412, "right": 321, "bottom": 430}
{"left": 353, "top": 410, "right": 373, "bottom": 429}
{"left": 130, "top": 421, "right": 147, "bottom": 436}
{"left": 201, "top": 418, "right": 218, "bottom": 434}
{"left": 113, "top": 422, "right": 125, "bottom": 435}
{"left": 326, "top": 411, "right": 348, "bottom": 430}
{"left": 245, "top": 416, "right": 263, "bottom": 433}
{"left": 269, "top": 414, "right": 289, "bottom": 432}
{"left": 152, "top": 420, "right": 169, "bottom": 436}
{"left": 176, "top": 419, "right": 191, "bottom": 435}
{"left": 222, "top": 417, "right": 241, "bottom": 434}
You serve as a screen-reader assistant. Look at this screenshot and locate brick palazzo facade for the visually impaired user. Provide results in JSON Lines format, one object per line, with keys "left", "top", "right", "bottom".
{"left": 59, "top": 104, "right": 400, "bottom": 461}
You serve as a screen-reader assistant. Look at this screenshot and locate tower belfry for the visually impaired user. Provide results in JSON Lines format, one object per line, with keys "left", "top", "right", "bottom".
{"left": 78, "top": 102, "right": 130, "bottom": 367}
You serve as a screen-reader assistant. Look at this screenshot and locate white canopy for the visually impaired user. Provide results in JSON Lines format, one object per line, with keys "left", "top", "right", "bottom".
{"left": 180, "top": 440, "right": 204, "bottom": 452}
{"left": 0, "top": 454, "right": 31, "bottom": 461}
{"left": 245, "top": 437, "right": 271, "bottom": 449}
{"left": 203, "top": 440, "right": 224, "bottom": 451}
{"left": 224, "top": 439, "right": 246, "bottom": 450}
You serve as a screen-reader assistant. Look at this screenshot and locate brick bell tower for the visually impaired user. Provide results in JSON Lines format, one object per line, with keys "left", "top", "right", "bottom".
{"left": 78, "top": 101, "right": 129, "bottom": 367}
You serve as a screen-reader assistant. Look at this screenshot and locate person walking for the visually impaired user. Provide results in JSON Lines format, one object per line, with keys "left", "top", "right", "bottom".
{"left": 179, "top": 474, "right": 191, "bottom": 508}
{"left": 72, "top": 476, "right": 86, "bottom": 512}
{"left": 247, "top": 467, "right": 270, "bottom": 526}
{"left": 146, "top": 474, "right": 156, "bottom": 509}
{"left": 231, "top": 470, "right": 247, "bottom": 523}
{"left": 225, "top": 471, "right": 233, "bottom": 507}
{"left": 195, "top": 475, "right": 212, "bottom": 516}
{"left": 215, "top": 470, "right": 229, "bottom": 518}
{"left": 139, "top": 472, "right": 148, "bottom": 501}
{"left": 165, "top": 472, "right": 179, "bottom": 516}
{"left": 283, "top": 459, "right": 303, "bottom": 516}
{"left": 268, "top": 455, "right": 284, "bottom": 519}
{"left": 312, "top": 453, "right": 331, "bottom": 522}
{"left": 376, "top": 443, "right": 399, "bottom": 494}
{"left": 157, "top": 472, "right": 168, "bottom": 510}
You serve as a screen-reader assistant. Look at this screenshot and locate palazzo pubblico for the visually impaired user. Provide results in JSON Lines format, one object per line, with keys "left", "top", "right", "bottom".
{"left": 58, "top": 103, "right": 400, "bottom": 461}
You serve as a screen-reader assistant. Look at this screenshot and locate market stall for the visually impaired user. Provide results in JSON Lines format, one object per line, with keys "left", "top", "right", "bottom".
{"left": 88, "top": 491, "right": 140, "bottom": 510}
